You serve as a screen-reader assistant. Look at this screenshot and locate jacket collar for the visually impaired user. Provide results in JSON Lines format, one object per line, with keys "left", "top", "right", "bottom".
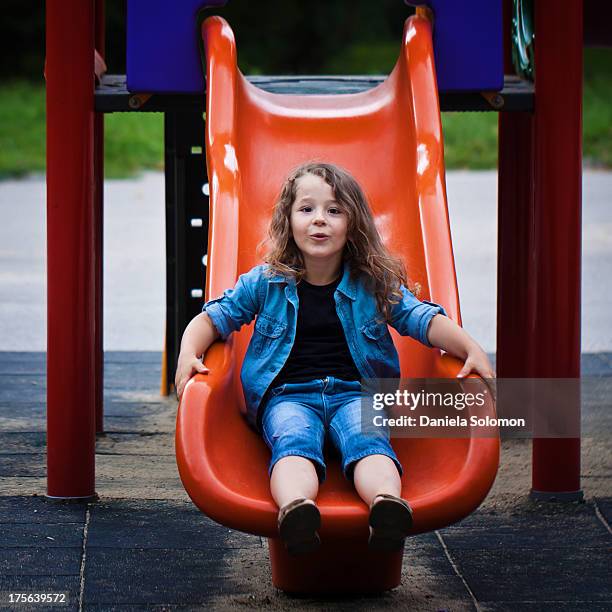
{"left": 268, "top": 260, "right": 357, "bottom": 301}
{"left": 337, "top": 260, "right": 357, "bottom": 300}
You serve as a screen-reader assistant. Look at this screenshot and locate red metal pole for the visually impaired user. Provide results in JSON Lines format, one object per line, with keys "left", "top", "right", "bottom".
{"left": 94, "top": 0, "right": 105, "bottom": 434}
{"left": 497, "top": 117, "right": 535, "bottom": 377}
{"left": 531, "top": 0, "right": 583, "bottom": 500}
{"left": 497, "top": 0, "right": 536, "bottom": 380}
{"left": 46, "top": 0, "right": 97, "bottom": 499}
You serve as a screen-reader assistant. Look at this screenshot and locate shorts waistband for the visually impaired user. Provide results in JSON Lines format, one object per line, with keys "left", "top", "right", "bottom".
{"left": 271, "top": 377, "right": 361, "bottom": 395}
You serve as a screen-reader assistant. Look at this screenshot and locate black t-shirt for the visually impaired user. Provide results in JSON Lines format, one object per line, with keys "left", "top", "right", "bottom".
{"left": 270, "top": 275, "right": 361, "bottom": 387}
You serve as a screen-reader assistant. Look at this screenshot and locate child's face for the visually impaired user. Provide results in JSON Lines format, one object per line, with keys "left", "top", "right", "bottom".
{"left": 289, "top": 173, "right": 348, "bottom": 271}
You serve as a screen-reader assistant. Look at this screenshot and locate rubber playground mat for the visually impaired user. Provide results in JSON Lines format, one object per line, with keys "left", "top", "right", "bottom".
{"left": 0, "top": 352, "right": 610, "bottom": 610}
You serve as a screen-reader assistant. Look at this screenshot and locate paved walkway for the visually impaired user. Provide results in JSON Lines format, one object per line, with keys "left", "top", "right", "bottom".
{"left": 1, "top": 170, "right": 611, "bottom": 352}
{"left": 0, "top": 352, "right": 610, "bottom": 610}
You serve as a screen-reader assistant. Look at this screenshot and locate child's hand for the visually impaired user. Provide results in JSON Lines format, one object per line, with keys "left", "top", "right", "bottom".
{"left": 456, "top": 348, "right": 495, "bottom": 379}
{"left": 456, "top": 348, "right": 496, "bottom": 393}
{"left": 175, "top": 354, "right": 209, "bottom": 401}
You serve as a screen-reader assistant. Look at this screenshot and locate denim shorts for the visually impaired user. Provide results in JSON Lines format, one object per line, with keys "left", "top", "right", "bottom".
{"left": 260, "top": 376, "right": 403, "bottom": 483}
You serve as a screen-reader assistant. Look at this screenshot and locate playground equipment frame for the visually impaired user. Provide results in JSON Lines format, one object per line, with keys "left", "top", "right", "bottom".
{"left": 45, "top": 0, "right": 582, "bottom": 501}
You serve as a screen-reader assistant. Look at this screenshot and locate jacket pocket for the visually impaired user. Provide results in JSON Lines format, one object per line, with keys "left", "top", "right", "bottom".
{"left": 252, "top": 315, "right": 287, "bottom": 357}
{"left": 360, "top": 318, "right": 390, "bottom": 359}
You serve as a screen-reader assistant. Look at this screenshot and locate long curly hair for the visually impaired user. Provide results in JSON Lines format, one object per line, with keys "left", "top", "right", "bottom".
{"left": 260, "top": 162, "right": 413, "bottom": 323}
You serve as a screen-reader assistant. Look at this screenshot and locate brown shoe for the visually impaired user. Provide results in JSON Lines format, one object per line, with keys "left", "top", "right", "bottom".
{"left": 278, "top": 498, "right": 321, "bottom": 556}
{"left": 368, "top": 494, "right": 413, "bottom": 552}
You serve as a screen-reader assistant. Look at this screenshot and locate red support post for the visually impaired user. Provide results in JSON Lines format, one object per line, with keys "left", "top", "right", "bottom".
{"left": 46, "top": 0, "right": 97, "bottom": 499}
{"left": 497, "top": 113, "right": 536, "bottom": 378}
{"left": 497, "top": 0, "right": 536, "bottom": 381}
{"left": 531, "top": 0, "right": 583, "bottom": 500}
{"left": 94, "top": 0, "right": 105, "bottom": 434}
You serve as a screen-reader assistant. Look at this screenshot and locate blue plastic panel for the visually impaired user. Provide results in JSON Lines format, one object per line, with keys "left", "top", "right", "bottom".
{"left": 418, "top": 0, "right": 503, "bottom": 91}
{"left": 127, "top": 0, "right": 503, "bottom": 94}
{"left": 127, "top": 0, "right": 228, "bottom": 94}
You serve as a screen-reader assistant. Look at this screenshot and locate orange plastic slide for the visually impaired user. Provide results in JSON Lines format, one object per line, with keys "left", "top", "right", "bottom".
{"left": 176, "top": 13, "right": 499, "bottom": 593}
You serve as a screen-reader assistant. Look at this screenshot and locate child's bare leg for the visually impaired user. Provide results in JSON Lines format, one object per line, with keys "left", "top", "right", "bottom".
{"left": 355, "top": 454, "right": 411, "bottom": 551}
{"left": 353, "top": 454, "right": 401, "bottom": 506}
{"left": 270, "top": 455, "right": 319, "bottom": 508}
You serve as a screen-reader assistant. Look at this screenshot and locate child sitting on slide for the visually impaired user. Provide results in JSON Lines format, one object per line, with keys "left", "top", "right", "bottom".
{"left": 175, "top": 162, "right": 494, "bottom": 555}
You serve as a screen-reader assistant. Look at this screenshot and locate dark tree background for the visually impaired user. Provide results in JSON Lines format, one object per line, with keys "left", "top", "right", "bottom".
{"left": 1, "top": 1, "right": 415, "bottom": 81}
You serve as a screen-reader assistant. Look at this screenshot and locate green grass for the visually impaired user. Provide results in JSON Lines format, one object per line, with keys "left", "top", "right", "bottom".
{"left": 0, "top": 79, "right": 164, "bottom": 179}
{"left": 0, "top": 46, "right": 610, "bottom": 178}
{"left": 583, "top": 48, "right": 612, "bottom": 167}
{"left": 0, "top": 81, "right": 46, "bottom": 177}
{"left": 441, "top": 112, "right": 498, "bottom": 169}
{"left": 103, "top": 111, "right": 164, "bottom": 177}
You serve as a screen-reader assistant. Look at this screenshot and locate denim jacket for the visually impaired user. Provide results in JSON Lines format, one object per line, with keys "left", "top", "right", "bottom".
{"left": 202, "top": 262, "right": 447, "bottom": 429}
